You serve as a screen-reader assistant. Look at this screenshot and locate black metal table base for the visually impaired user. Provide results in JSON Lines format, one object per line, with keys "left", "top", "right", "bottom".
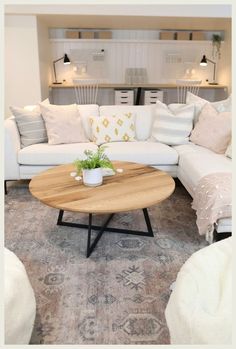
{"left": 57, "top": 208, "right": 154, "bottom": 257}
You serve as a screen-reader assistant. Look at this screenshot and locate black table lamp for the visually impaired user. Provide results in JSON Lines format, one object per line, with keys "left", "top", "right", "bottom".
{"left": 200, "top": 55, "right": 218, "bottom": 85}
{"left": 53, "top": 54, "right": 71, "bottom": 84}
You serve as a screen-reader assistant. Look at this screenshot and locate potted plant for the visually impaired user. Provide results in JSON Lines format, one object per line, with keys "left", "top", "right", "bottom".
{"left": 74, "top": 146, "right": 114, "bottom": 187}
{"left": 212, "top": 34, "right": 222, "bottom": 59}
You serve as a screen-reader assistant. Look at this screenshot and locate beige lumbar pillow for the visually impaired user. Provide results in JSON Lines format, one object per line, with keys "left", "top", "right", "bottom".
{"left": 40, "top": 103, "right": 89, "bottom": 145}
{"left": 190, "top": 103, "right": 231, "bottom": 154}
{"left": 90, "top": 112, "right": 136, "bottom": 145}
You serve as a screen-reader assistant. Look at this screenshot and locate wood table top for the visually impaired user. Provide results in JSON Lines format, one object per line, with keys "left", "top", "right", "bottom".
{"left": 29, "top": 161, "right": 175, "bottom": 214}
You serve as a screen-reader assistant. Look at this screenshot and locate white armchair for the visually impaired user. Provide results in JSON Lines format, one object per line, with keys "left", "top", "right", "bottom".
{"left": 4, "top": 248, "right": 36, "bottom": 344}
{"left": 165, "top": 237, "right": 232, "bottom": 344}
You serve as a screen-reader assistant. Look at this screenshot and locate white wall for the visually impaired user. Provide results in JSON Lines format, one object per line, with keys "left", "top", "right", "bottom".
{"left": 5, "top": 4, "right": 231, "bottom": 18}
{"left": 5, "top": 15, "right": 41, "bottom": 117}
{"left": 50, "top": 37, "right": 220, "bottom": 85}
{"left": 37, "top": 18, "right": 52, "bottom": 100}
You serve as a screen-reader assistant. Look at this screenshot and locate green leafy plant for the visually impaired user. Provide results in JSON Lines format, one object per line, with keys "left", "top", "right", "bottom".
{"left": 212, "top": 34, "right": 222, "bottom": 59}
{"left": 74, "top": 146, "right": 114, "bottom": 175}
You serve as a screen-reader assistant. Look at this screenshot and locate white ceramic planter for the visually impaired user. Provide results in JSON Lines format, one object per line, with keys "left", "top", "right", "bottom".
{"left": 82, "top": 168, "right": 103, "bottom": 187}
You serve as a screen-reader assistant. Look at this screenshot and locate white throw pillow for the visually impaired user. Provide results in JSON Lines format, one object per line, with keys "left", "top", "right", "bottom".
{"left": 186, "top": 92, "right": 231, "bottom": 124}
{"left": 151, "top": 101, "right": 195, "bottom": 145}
{"left": 90, "top": 112, "right": 136, "bottom": 145}
{"left": 24, "top": 98, "right": 50, "bottom": 112}
{"left": 40, "top": 103, "right": 89, "bottom": 145}
{"left": 77, "top": 104, "right": 99, "bottom": 140}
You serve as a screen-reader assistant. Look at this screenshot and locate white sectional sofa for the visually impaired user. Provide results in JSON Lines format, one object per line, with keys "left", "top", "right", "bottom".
{"left": 4, "top": 104, "right": 232, "bottom": 237}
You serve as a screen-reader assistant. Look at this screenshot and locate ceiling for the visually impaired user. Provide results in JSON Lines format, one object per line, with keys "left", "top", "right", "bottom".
{"left": 37, "top": 14, "right": 231, "bottom": 31}
{"left": 5, "top": 4, "right": 231, "bottom": 31}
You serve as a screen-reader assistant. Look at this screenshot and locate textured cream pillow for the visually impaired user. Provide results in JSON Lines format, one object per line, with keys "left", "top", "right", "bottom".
{"left": 90, "top": 112, "right": 136, "bottom": 145}
{"left": 40, "top": 103, "right": 89, "bottom": 145}
{"left": 151, "top": 101, "right": 195, "bottom": 145}
{"left": 190, "top": 103, "right": 231, "bottom": 154}
{"left": 186, "top": 92, "right": 231, "bottom": 124}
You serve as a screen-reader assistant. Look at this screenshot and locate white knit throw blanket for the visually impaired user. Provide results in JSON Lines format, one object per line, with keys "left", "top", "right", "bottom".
{"left": 192, "top": 173, "right": 232, "bottom": 243}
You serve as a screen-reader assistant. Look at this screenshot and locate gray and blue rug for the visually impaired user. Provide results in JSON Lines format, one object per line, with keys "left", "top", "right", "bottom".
{"left": 5, "top": 181, "right": 207, "bottom": 344}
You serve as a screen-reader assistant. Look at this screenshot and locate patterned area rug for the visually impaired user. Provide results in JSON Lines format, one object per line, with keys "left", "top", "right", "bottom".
{"left": 5, "top": 181, "right": 207, "bottom": 345}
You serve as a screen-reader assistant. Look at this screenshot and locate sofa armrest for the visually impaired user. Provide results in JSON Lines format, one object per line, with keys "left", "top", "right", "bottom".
{"left": 5, "top": 117, "right": 21, "bottom": 180}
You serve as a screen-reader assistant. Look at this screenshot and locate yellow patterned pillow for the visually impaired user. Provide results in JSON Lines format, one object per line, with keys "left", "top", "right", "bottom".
{"left": 90, "top": 112, "right": 136, "bottom": 145}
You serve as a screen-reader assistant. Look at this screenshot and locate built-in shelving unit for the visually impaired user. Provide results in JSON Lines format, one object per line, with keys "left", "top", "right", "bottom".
{"left": 49, "top": 28, "right": 224, "bottom": 90}
{"left": 49, "top": 28, "right": 224, "bottom": 41}
{"left": 50, "top": 39, "right": 224, "bottom": 44}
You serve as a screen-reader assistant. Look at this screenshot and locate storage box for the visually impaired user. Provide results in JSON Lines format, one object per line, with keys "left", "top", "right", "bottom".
{"left": 66, "top": 31, "right": 79, "bottom": 39}
{"left": 160, "top": 32, "right": 175, "bottom": 40}
{"left": 191, "top": 31, "right": 205, "bottom": 41}
{"left": 176, "top": 32, "right": 190, "bottom": 40}
{"left": 98, "top": 31, "right": 112, "bottom": 39}
{"left": 80, "top": 31, "right": 95, "bottom": 39}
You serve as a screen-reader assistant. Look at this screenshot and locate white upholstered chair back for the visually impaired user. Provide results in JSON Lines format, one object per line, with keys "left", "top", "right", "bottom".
{"left": 73, "top": 79, "right": 99, "bottom": 104}
{"left": 176, "top": 79, "right": 202, "bottom": 104}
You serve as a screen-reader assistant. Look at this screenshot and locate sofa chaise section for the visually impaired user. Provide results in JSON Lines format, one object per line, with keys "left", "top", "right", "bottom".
{"left": 174, "top": 143, "right": 232, "bottom": 235}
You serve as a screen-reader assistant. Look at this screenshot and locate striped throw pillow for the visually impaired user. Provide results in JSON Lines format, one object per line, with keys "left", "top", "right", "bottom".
{"left": 10, "top": 106, "right": 48, "bottom": 148}
{"left": 151, "top": 101, "right": 194, "bottom": 145}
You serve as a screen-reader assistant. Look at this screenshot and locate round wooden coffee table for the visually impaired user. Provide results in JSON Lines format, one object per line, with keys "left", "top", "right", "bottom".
{"left": 29, "top": 161, "right": 175, "bottom": 257}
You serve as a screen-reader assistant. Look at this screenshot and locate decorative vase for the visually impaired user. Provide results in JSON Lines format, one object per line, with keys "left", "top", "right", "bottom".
{"left": 82, "top": 168, "right": 103, "bottom": 187}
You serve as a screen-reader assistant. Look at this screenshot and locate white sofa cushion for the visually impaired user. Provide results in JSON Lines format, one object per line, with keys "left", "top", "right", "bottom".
{"left": 174, "top": 143, "right": 232, "bottom": 191}
{"left": 103, "top": 141, "right": 178, "bottom": 165}
{"left": 99, "top": 105, "right": 154, "bottom": 141}
{"left": 18, "top": 142, "right": 98, "bottom": 166}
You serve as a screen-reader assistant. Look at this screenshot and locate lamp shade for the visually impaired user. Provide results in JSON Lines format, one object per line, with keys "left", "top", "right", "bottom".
{"left": 200, "top": 55, "right": 207, "bottom": 66}
{"left": 63, "top": 54, "right": 70, "bottom": 65}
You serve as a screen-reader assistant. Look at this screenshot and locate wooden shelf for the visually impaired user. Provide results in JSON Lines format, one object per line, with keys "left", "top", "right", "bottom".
{"left": 49, "top": 38, "right": 223, "bottom": 44}
{"left": 50, "top": 82, "right": 227, "bottom": 90}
